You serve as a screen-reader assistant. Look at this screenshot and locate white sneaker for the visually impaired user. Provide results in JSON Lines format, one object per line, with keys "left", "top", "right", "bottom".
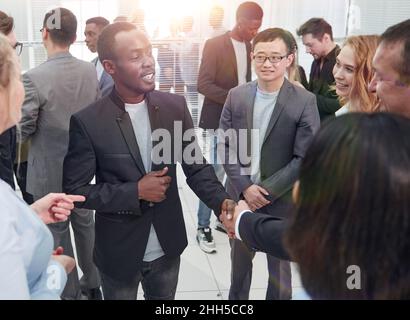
{"left": 196, "top": 228, "right": 216, "bottom": 253}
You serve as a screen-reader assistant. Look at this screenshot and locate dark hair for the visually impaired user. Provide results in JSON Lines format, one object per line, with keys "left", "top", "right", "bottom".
{"left": 285, "top": 113, "right": 410, "bottom": 299}
{"left": 297, "top": 18, "right": 333, "bottom": 41}
{"left": 236, "top": 1, "right": 263, "bottom": 21}
{"left": 86, "top": 16, "right": 109, "bottom": 29}
{"left": 252, "top": 28, "right": 295, "bottom": 55}
{"left": 380, "top": 19, "right": 410, "bottom": 85}
{"left": 0, "top": 10, "right": 14, "bottom": 35}
{"left": 43, "top": 8, "right": 77, "bottom": 46}
{"left": 97, "top": 22, "right": 137, "bottom": 61}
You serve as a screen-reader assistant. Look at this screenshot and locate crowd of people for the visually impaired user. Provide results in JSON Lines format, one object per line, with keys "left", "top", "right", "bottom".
{"left": 0, "top": 1, "right": 409, "bottom": 300}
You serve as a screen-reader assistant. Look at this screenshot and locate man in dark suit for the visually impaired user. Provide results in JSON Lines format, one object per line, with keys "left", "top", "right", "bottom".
{"left": 297, "top": 18, "right": 341, "bottom": 121}
{"left": 196, "top": 1, "right": 263, "bottom": 253}
{"left": 63, "top": 22, "right": 235, "bottom": 300}
{"left": 218, "top": 28, "right": 320, "bottom": 300}
{"left": 85, "top": 16, "right": 114, "bottom": 97}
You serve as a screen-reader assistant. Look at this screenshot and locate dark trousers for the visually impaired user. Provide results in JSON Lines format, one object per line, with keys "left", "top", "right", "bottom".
{"left": 48, "top": 208, "right": 100, "bottom": 299}
{"left": 101, "top": 255, "right": 180, "bottom": 300}
{"left": 13, "top": 162, "right": 34, "bottom": 204}
{"left": 229, "top": 238, "right": 292, "bottom": 300}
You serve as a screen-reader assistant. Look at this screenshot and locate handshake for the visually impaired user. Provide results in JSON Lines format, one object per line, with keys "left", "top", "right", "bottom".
{"left": 219, "top": 184, "right": 271, "bottom": 239}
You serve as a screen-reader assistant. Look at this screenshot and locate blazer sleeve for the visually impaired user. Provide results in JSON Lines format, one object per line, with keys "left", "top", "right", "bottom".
{"left": 260, "top": 94, "right": 320, "bottom": 199}
{"left": 179, "top": 99, "right": 230, "bottom": 217}
{"left": 197, "top": 39, "right": 230, "bottom": 105}
{"left": 63, "top": 115, "right": 143, "bottom": 215}
{"left": 19, "top": 73, "right": 41, "bottom": 143}
{"left": 218, "top": 90, "right": 253, "bottom": 196}
{"left": 239, "top": 211, "right": 291, "bottom": 260}
{"left": 315, "top": 90, "right": 341, "bottom": 117}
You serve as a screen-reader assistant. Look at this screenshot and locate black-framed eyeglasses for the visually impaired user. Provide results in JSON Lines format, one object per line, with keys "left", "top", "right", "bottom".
{"left": 14, "top": 42, "right": 23, "bottom": 56}
{"left": 253, "top": 54, "right": 288, "bottom": 64}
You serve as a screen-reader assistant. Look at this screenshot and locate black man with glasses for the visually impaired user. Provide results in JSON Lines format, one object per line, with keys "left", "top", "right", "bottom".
{"left": 218, "top": 28, "right": 320, "bottom": 300}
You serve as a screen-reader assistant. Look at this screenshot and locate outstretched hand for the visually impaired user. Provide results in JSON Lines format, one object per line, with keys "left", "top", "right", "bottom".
{"left": 220, "top": 200, "right": 251, "bottom": 239}
{"left": 30, "top": 193, "right": 86, "bottom": 224}
{"left": 219, "top": 199, "right": 236, "bottom": 238}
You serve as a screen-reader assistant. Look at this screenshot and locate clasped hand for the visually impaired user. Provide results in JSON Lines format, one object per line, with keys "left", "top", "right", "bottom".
{"left": 138, "top": 167, "right": 172, "bottom": 203}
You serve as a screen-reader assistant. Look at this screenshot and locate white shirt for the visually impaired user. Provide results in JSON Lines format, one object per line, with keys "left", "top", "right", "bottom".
{"left": 0, "top": 180, "right": 66, "bottom": 299}
{"left": 335, "top": 103, "right": 350, "bottom": 116}
{"left": 95, "top": 59, "right": 104, "bottom": 82}
{"left": 231, "top": 38, "right": 247, "bottom": 85}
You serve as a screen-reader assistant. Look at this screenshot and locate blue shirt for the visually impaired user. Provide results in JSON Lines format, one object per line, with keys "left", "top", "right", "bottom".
{"left": 0, "top": 179, "right": 66, "bottom": 299}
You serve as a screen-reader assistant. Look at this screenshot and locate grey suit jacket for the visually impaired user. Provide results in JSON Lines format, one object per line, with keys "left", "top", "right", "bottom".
{"left": 20, "top": 52, "right": 100, "bottom": 198}
{"left": 92, "top": 57, "right": 114, "bottom": 98}
{"left": 218, "top": 79, "right": 320, "bottom": 218}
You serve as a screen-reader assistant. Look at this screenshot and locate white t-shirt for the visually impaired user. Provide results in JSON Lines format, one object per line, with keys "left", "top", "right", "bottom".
{"left": 231, "top": 38, "right": 248, "bottom": 85}
{"left": 125, "top": 101, "right": 164, "bottom": 262}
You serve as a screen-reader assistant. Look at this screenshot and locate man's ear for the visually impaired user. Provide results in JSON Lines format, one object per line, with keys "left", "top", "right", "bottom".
{"left": 102, "top": 60, "right": 115, "bottom": 75}
{"left": 41, "top": 29, "right": 47, "bottom": 42}
{"left": 322, "top": 33, "right": 331, "bottom": 43}
{"left": 286, "top": 53, "right": 295, "bottom": 68}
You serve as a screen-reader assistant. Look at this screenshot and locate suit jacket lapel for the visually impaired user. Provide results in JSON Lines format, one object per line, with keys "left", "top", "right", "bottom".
{"left": 110, "top": 91, "right": 146, "bottom": 175}
{"left": 262, "top": 79, "right": 291, "bottom": 146}
{"left": 224, "top": 33, "right": 238, "bottom": 83}
{"left": 146, "top": 92, "right": 162, "bottom": 171}
{"left": 246, "top": 82, "right": 258, "bottom": 156}
{"left": 245, "top": 42, "right": 252, "bottom": 82}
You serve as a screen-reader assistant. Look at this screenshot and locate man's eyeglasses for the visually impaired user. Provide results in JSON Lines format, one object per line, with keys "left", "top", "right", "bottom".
{"left": 14, "top": 42, "right": 23, "bottom": 56}
{"left": 253, "top": 54, "right": 288, "bottom": 64}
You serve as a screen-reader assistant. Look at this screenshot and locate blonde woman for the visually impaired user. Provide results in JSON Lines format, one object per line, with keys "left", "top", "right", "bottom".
{"left": 0, "top": 34, "right": 84, "bottom": 299}
{"left": 334, "top": 35, "right": 380, "bottom": 115}
{"left": 286, "top": 31, "right": 308, "bottom": 88}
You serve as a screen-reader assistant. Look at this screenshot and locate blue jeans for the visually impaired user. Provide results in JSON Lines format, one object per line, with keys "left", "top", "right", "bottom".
{"left": 100, "top": 256, "right": 180, "bottom": 300}
{"left": 197, "top": 135, "right": 226, "bottom": 228}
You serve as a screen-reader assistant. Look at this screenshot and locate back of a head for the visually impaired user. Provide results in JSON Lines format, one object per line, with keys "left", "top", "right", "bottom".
{"left": 343, "top": 35, "right": 380, "bottom": 111}
{"left": 236, "top": 1, "right": 263, "bottom": 21}
{"left": 43, "top": 7, "right": 77, "bottom": 47}
{"left": 286, "top": 113, "right": 410, "bottom": 299}
{"left": 297, "top": 17, "right": 333, "bottom": 41}
{"left": 97, "top": 22, "right": 137, "bottom": 62}
{"left": 0, "top": 10, "right": 14, "bottom": 36}
{"left": 380, "top": 19, "right": 410, "bottom": 85}
{"left": 86, "top": 16, "right": 109, "bottom": 29}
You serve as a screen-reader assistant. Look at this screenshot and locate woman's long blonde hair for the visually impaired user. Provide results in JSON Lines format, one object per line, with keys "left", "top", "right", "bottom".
{"left": 0, "top": 33, "right": 19, "bottom": 133}
{"left": 341, "top": 35, "right": 380, "bottom": 112}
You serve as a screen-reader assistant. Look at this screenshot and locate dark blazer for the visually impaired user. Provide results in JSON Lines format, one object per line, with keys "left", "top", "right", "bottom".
{"left": 0, "top": 126, "right": 16, "bottom": 189}
{"left": 238, "top": 210, "right": 290, "bottom": 260}
{"left": 219, "top": 79, "right": 320, "bottom": 219}
{"left": 306, "top": 45, "right": 341, "bottom": 121}
{"left": 63, "top": 89, "right": 229, "bottom": 281}
{"left": 198, "top": 32, "right": 252, "bottom": 130}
